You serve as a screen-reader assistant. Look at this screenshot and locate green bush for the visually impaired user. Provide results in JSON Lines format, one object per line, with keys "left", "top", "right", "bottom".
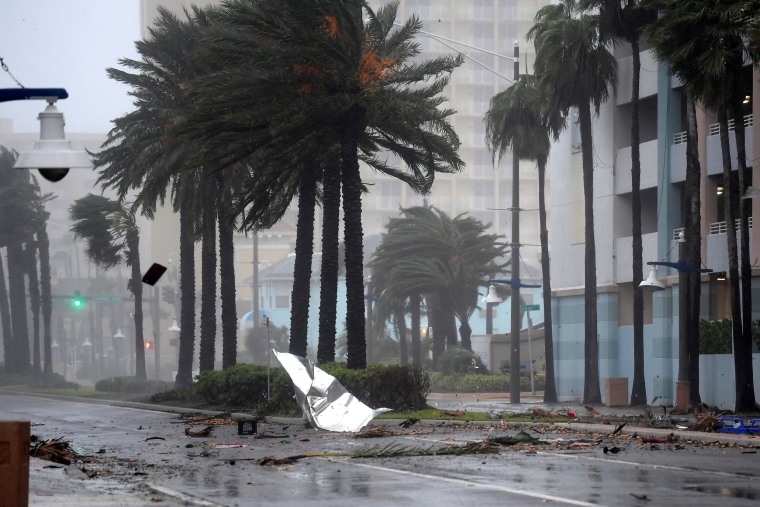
{"left": 321, "top": 363, "right": 430, "bottom": 410}
{"left": 95, "top": 376, "right": 172, "bottom": 394}
{"left": 429, "top": 372, "right": 545, "bottom": 393}
{"left": 436, "top": 346, "right": 489, "bottom": 375}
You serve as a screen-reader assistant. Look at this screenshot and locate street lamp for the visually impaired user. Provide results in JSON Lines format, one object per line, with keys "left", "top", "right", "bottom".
{"left": 168, "top": 318, "right": 180, "bottom": 333}
{"left": 263, "top": 315, "right": 271, "bottom": 399}
{"left": 645, "top": 231, "right": 712, "bottom": 410}
{"left": 0, "top": 89, "right": 90, "bottom": 182}
{"left": 113, "top": 329, "right": 125, "bottom": 374}
{"left": 483, "top": 284, "right": 502, "bottom": 335}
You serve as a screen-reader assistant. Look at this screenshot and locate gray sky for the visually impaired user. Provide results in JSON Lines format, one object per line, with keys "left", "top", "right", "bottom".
{"left": 0, "top": 0, "right": 140, "bottom": 134}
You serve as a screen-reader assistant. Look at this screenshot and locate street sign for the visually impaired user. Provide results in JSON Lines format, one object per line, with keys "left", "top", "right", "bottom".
{"left": 520, "top": 304, "right": 540, "bottom": 312}
{"left": 93, "top": 295, "right": 122, "bottom": 303}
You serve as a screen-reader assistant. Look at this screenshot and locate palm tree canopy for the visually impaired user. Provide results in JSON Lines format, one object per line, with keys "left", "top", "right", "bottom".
{"left": 69, "top": 193, "right": 127, "bottom": 269}
{"left": 528, "top": 0, "right": 618, "bottom": 117}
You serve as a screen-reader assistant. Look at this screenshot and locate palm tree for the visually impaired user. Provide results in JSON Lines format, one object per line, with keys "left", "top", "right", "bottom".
{"left": 529, "top": 0, "right": 617, "bottom": 404}
{"left": 69, "top": 194, "right": 147, "bottom": 380}
{"left": 484, "top": 74, "right": 564, "bottom": 403}
{"left": 0, "top": 148, "right": 44, "bottom": 375}
{"left": 581, "top": 0, "right": 655, "bottom": 406}
{"left": 183, "top": 0, "right": 463, "bottom": 369}
{"left": 370, "top": 206, "right": 509, "bottom": 360}
{"left": 644, "top": 0, "right": 760, "bottom": 410}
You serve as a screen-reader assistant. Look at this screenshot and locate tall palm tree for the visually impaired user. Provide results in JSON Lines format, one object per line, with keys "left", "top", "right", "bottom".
{"left": 69, "top": 194, "right": 147, "bottom": 380}
{"left": 183, "top": 0, "right": 464, "bottom": 369}
{"left": 581, "top": 0, "right": 655, "bottom": 406}
{"left": 484, "top": 74, "right": 564, "bottom": 403}
{"left": 644, "top": 0, "right": 759, "bottom": 410}
{"left": 0, "top": 149, "right": 44, "bottom": 375}
{"left": 529, "top": 0, "right": 617, "bottom": 404}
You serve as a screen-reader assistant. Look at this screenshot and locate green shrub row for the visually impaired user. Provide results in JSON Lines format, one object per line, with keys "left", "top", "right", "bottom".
{"left": 429, "top": 372, "right": 546, "bottom": 392}
{"left": 94, "top": 376, "right": 172, "bottom": 394}
{"left": 321, "top": 363, "right": 430, "bottom": 411}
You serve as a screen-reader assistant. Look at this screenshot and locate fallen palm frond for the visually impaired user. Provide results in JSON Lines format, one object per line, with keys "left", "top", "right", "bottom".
{"left": 185, "top": 425, "right": 214, "bottom": 437}
{"left": 30, "top": 437, "right": 78, "bottom": 465}
{"left": 355, "top": 426, "right": 398, "bottom": 438}
{"left": 688, "top": 412, "right": 722, "bottom": 433}
{"left": 487, "top": 430, "right": 543, "bottom": 446}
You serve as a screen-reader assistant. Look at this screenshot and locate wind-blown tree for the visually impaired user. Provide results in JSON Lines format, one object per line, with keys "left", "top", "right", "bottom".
{"left": 370, "top": 206, "right": 509, "bottom": 361}
{"left": 0, "top": 148, "right": 48, "bottom": 375}
{"left": 581, "top": 0, "right": 655, "bottom": 406}
{"left": 94, "top": 6, "right": 246, "bottom": 387}
{"left": 182, "top": 0, "right": 464, "bottom": 368}
{"left": 644, "top": 0, "right": 760, "bottom": 410}
{"left": 70, "top": 194, "right": 146, "bottom": 380}
{"left": 484, "top": 74, "right": 564, "bottom": 403}
{"left": 528, "top": 0, "right": 617, "bottom": 404}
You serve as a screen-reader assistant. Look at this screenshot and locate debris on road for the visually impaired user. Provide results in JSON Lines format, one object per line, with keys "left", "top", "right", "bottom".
{"left": 274, "top": 350, "right": 391, "bottom": 432}
{"left": 185, "top": 425, "right": 214, "bottom": 437}
{"left": 355, "top": 426, "right": 398, "bottom": 438}
{"left": 30, "top": 436, "right": 78, "bottom": 465}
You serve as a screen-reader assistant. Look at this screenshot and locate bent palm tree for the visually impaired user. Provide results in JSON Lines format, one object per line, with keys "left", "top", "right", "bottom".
{"left": 529, "top": 0, "right": 617, "bottom": 404}
{"left": 70, "top": 194, "right": 146, "bottom": 380}
{"left": 484, "top": 74, "right": 563, "bottom": 403}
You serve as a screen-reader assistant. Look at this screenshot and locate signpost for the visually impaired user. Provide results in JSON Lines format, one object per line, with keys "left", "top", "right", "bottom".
{"left": 519, "top": 304, "right": 540, "bottom": 394}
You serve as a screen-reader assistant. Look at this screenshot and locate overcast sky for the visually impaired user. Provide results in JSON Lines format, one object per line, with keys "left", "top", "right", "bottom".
{"left": 0, "top": 1, "right": 140, "bottom": 134}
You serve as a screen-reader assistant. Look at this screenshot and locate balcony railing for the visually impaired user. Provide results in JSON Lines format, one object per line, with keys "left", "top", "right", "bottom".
{"left": 708, "top": 114, "right": 754, "bottom": 137}
{"left": 708, "top": 217, "right": 753, "bottom": 235}
{"left": 673, "top": 131, "right": 687, "bottom": 145}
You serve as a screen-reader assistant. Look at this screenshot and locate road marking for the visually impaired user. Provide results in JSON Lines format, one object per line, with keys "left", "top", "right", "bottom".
{"left": 348, "top": 461, "right": 599, "bottom": 506}
{"left": 538, "top": 451, "right": 760, "bottom": 479}
{"left": 147, "top": 483, "right": 225, "bottom": 506}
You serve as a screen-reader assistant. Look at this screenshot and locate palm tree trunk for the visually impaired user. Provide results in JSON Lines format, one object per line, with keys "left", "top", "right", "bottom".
{"left": 458, "top": 320, "right": 472, "bottom": 351}
{"left": 25, "top": 241, "right": 42, "bottom": 379}
{"left": 410, "top": 294, "right": 421, "bottom": 365}
{"left": 341, "top": 122, "right": 366, "bottom": 369}
{"left": 394, "top": 305, "right": 409, "bottom": 366}
{"left": 579, "top": 102, "right": 601, "bottom": 404}
{"left": 717, "top": 104, "right": 744, "bottom": 410}
{"left": 128, "top": 230, "right": 146, "bottom": 380}
{"left": 199, "top": 181, "right": 217, "bottom": 373}
{"left": 0, "top": 249, "right": 13, "bottom": 374}
{"left": 318, "top": 162, "right": 341, "bottom": 364}
{"left": 684, "top": 94, "right": 703, "bottom": 406}
{"left": 176, "top": 207, "right": 196, "bottom": 388}
{"left": 290, "top": 165, "right": 317, "bottom": 358}
{"left": 217, "top": 174, "right": 237, "bottom": 370}
{"left": 8, "top": 242, "right": 30, "bottom": 375}
{"left": 630, "top": 40, "right": 646, "bottom": 406}
{"left": 538, "top": 157, "right": 557, "bottom": 403}
{"left": 38, "top": 226, "right": 53, "bottom": 380}
{"left": 730, "top": 96, "right": 755, "bottom": 410}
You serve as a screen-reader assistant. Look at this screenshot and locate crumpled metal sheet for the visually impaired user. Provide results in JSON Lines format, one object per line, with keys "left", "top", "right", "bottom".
{"left": 273, "top": 351, "right": 390, "bottom": 432}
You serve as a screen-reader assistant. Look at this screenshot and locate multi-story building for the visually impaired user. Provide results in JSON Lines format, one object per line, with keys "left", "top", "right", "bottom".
{"left": 547, "top": 39, "right": 760, "bottom": 408}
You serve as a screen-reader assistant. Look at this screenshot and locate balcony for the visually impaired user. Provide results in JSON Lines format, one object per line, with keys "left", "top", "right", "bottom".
{"left": 670, "top": 131, "right": 687, "bottom": 183}
{"left": 614, "top": 139, "right": 659, "bottom": 194}
{"left": 705, "top": 218, "right": 754, "bottom": 273}
{"left": 616, "top": 49, "right": 659, "bottom": 105}
{"left": 705, "top": 114, "right": 753, "bottom": 176}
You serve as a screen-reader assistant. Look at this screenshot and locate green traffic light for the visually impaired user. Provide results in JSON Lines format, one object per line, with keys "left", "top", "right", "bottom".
{"left": 73, "top": 290, "right": 83, "bottom": 309}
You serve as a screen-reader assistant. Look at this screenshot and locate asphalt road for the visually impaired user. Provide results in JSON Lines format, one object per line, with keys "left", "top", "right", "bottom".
{"left": 2, "top": 392, "right": 760, "bottom": 506}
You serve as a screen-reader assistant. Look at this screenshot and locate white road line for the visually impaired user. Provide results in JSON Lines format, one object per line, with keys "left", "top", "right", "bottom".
{"left": 147, "top": 483, "right": 226, "bottom": 506}
{"left": 348, "top": 461, "right": 601, "bottom": 506}
{"left": 537, "top": 451, "right": 758, "bottom": 479}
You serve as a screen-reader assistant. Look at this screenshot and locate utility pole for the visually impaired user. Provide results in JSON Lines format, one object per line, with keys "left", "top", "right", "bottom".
{"left": 510, "top": 41, "right": 521, "bottom": 404}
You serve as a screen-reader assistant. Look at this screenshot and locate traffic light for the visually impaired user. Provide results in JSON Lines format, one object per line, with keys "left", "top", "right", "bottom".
{"left": 145, "top": 341, "right": 153, "bottom": 350}
{"left": 72, "top": 290, "right": 84, "bottom": 309}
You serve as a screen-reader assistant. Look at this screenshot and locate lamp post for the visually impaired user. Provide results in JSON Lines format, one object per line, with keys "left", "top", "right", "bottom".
{"left": 263, "top": 315, "right": 271, "bottom": 399}
{"left": 644, "top": 231, "right": 712, "bottom": 410}
{"left": 509, "top": 41, "right": 521, "bottom": 404}
{"left": 483, "top": 284, "right": 502, "bottom": 335}
{"left": 113, "top": 328, "right": 125, "bottom": 375}
{"left": 168, "top": 318, "right": 180, "bottom": 382}
{"left": 0, "top": 88, "right": 90, "bottom": 182}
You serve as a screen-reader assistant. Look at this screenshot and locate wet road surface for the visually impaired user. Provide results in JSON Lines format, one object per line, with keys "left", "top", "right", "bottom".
{"left": 2, "top": 392, "right": 760, "bottom": 506}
